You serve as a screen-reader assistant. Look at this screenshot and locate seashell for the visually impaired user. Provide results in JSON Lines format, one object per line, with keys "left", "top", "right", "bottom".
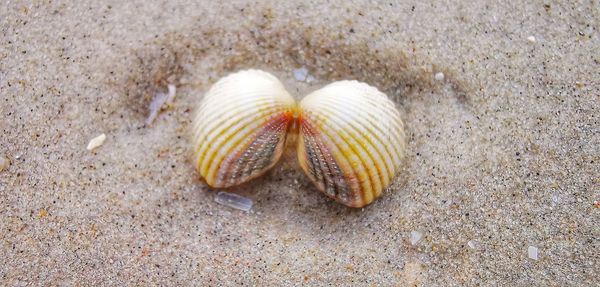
{"left": 191, "top": 70, "right": 406, "bottom": 208}
{"left": 192, "top": 70, "right": 297, "bottom": 188}
{"left": 297, "top": 80, "right": 406, "bottom": 207}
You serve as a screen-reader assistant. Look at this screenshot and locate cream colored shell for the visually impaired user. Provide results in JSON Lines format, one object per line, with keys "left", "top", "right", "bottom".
{"left": 298, "top": 81, "right": 406, "bottom": 207}
{"left": 192, "top": 70, "right": 406, "bottom": 208}
{"left": 192, "top": 70, "right": 296, "bottom": 188}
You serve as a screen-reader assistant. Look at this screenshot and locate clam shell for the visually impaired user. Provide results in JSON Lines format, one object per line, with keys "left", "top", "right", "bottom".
{"left": 297, "top": 80, "right": 406, "bottom": 207}
{"left": 192, "top": 70, "right": 297, "bottom": 187}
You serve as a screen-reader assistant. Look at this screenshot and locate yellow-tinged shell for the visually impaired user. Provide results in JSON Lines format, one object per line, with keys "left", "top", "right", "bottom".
{"left": 192, "top": 70, "right": 406, "bottom": 208}
{"left": 192, "top": 70, "right": 297, "bottom": 188}
{"left": 297, "top": 80, "right": 406, "bottom": 207}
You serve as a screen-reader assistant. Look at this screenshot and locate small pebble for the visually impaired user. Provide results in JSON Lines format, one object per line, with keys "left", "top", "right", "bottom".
{"left": 434, "top": 72, "right": 445, "bottom": 81}
{"left": 467, "top": 240, "right": 476, "bottom": 249}
{"left": 215, "top": 191, "right": 253, "bottom": 212}
{"left": 166, "top": 84, "right": 176, "bottom": 104}
{"left": 87, "top": 133, "right": 106, "bottom": 151}
{"left": 527, "top": 36, "right": 536, "bottom": 43}
{"left": 410, "top": 231, "right": 422, "bottom": 245}
{"left": 293, "top": 67, "right": 309, "bottom": 82}
{"left": 528, "top": 246, "right": 539, "bottom": 260}
{"left": 0, "top": 155, "right": 10, "bottom": 172}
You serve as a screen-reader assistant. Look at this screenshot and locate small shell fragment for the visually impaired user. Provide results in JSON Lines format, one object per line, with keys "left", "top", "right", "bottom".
{"left": 86, "top": 133, "right": 106, "bottom": 151}
{"left": 166, "top": 84, "right": 177, "bottom": 105}
{"left": 214, "top": 191, "right": 253, "bottom": 212}
{"left": 528, "top": 246, "right": 539, "bottom": 260}
{"left": 467, "top": 240, "right": 477, "bottom": 249}
{"left": 0, "top": 155, "right": 10, "bottom": 172}
{"left": 293, "top": 67, "right": 315, "bottom": 83}
{"left": 527, "top": 36, "right": 536, "bottom": 43}
{"left": 297, "top": 81, "right": 406, "bottom": 207}
{"left": 293, "top": 67, "right": 309, "bottom": 82}
{"left": 192, "top": 70, "right": 296, "bottom": 188}
{"left": 146, "top": 84, "right": 177, "bottom": 125}
{"left": 410, "top": 231, "right": 422, "bottom": 245}
{"left": 434, "top": 72, "right": 445, "bottom": 81}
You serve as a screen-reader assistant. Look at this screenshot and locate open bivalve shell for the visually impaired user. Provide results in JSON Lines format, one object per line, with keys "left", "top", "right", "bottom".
{"left": 192, "top": 70, "right": 406, "bottom": 208}
{"left": 298, "top": 81, "right": 406, "bottom": 207}
{"left": 192, "top": 70, "right": 296, "bottom": 188}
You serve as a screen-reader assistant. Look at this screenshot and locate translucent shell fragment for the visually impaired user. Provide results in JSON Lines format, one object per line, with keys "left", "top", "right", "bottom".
{"left": 192, "top": 70, "right": 296, "bottom": 188}
{"left": 297, "top": 81, "right": 406, "bottom": 207}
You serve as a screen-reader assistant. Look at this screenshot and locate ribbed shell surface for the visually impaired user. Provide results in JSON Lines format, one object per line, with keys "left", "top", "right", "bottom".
{"left": 192, "top": 70, "right": 296, "bottom": 188}
{"left": 297, "top": 81, "right": 406, "bottom": 207}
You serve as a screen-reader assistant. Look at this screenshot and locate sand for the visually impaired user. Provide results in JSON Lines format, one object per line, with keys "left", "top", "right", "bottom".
{"left": 1, "top": 0, "right": 598, "bottom": 285}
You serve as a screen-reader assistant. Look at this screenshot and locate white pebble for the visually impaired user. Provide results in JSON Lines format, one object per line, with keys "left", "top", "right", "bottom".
{"left": 410, "top": 231, "right": 422, "bottom": 245}
{"left": 434, "top": 72, "right": 445, "bottom": 81}
{"left": 293, "top": 67, "right": 309, "bottom": 82}
{"left": 528, "top": 246, "right": 539, "bottom": 260}
{"left": 166, "top": 84, "right": 177, "bottom": 104}
{"left": 86, "top": 133, "right": 106, "bottom": 151}
{"left": 527, "top": 36, "right": 536, "bottom": 43}
{"left": 214, "top": 191, "right": 253, "bottom": 212}
{"left": 0, "top": 155, "right": 10, "bottom": 172}
{"left": 467, "top": 240, "right": 476, "bottom": 249}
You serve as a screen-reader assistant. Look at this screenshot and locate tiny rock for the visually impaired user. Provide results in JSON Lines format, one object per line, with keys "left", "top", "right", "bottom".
{"left": 0, "top": 155, "right": 10, "bottom": 171}
{"left": 87, "top": 133, "right": 107, "bottom": 151}
{"left": 293, "top": 67, "right": 309, "bottom": 82}
{"left": 528, "top": 246, "right": 539, "bottom": 260}
{"left": 434, "top": 72, "right": 445, "bottom": 81}
{"left": 38, "top": 209, "right": 48, "bottom": 218}
{"left": 410, "top": 231, "right": 422, "bottom": 245}
{"left": 527, "top": 36, "right": 536, "bottom": 43}
{"left": 467, "top": 240, "right": 476, "bottom": 249}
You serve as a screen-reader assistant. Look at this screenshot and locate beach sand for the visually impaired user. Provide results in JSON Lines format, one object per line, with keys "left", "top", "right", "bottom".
{"left": 1, "top": 0, "right": 598, "bottom": 285}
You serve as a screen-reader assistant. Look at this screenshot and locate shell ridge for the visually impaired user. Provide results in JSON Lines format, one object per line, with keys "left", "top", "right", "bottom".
{"left": 229, "top": 115, "right": 290, "bottom": 185}
{"left": 307, "top": 107, "right": 379, "bottom": 202}
{"left": 195, "top": 102, "right": 289, "bottom": 169}
{"left": 193, "top": 101, "right": 278, "bottom": 157}
{"left": 313, "top": 88, "right": 405, "bottom": 178}
{"left": 313, "top": 101, "right": 390, "bottom": 190}
{"left": 310, "top": 88, "right": 403, "bottom": 168}
{"left": 193, "top": 100, "right": 287, "bottom": 154}
{"left": 194, "top": 95, "right": 286, "bottom": 139}
{"left": 219, "top": 122, "right": 276, "bottom": 185}
{"left": 300, "top": 114, "right": 363, "bottom": 205}
{"left": 300, "top": 121, "right": 338, "bottom": 197}
{"left": 296, "top": 80, "right": 407, "bottom": 206}
{"left": 193, "top": 69, "right": 295, "bottom": 187}
{"left": 203, "top": 113, "right": 288, "bottom": 184}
